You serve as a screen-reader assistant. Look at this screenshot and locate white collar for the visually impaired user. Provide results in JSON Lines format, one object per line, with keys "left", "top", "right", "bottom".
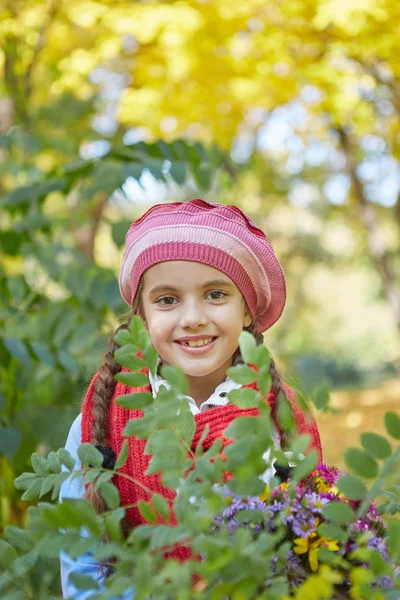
{"left": 148, "top": 369, "right": 242, "bottom": 415}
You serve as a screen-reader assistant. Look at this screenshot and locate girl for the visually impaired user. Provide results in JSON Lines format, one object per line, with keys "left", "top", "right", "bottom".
{"left": 59, "top": 198, "right": 322, "bottom": 599}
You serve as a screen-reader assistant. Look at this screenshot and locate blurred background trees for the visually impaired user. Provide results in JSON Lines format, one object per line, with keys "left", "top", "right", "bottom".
{"left": 1, "top": 0, "right": 399, "bottom": 531}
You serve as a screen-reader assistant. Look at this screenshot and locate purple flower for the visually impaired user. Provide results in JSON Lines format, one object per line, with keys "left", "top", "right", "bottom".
{"left": 286, "top": 550, "right": 306, "bottom": 587}
{"left": 373, "top": 575, "right": 394, "bottom": 589}
{"left": 215, "top": 495, "right": 268, "bottom": 535}
{"left": 291, "top": 509, "right": 318, "bottom": 538}
{"left": 227, "top": 517, "right": 239, "bottom": 533}
{"left": 316, "top": 463, "right": 340, "bottom": 485}
{"left": 367, "top": 536, "right": 389, "bottom": 561}
{"left": 302, "top": 492, "right": 330, "bottom": 514}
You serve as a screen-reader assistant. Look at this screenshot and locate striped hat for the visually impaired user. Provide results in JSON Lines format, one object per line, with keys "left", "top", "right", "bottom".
{"left": 118, "top": 199, "right": 286, "bottom": 332}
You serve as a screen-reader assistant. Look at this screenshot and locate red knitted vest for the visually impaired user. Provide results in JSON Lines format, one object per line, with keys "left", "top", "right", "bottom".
{"left": 81, "top": 368, "right": 322, "bottom": 560}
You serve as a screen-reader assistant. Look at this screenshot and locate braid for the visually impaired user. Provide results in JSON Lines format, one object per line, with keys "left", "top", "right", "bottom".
{"left": 84, "top": 319, "right": 132, "bottom": 512}
{"left": 82, "top": 318, "right": 133, "bottom": 577}
{"left": 83, "top": 279, "right": 144, "bottom": 574}
{"left": 235, "top": 322, "right": 290, "bottom": 450}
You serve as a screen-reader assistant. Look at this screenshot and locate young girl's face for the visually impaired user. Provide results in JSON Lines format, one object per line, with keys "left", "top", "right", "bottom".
{"left": 140, "top": 261, "right": 252, "bottom": 380}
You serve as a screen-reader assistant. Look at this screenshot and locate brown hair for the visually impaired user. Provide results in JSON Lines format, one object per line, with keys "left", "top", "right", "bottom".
{"left": 84, "top": 280, "right": 288, "bottom": 573}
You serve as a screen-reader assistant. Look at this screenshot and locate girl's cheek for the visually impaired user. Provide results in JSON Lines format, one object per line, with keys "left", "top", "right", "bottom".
{"left": 147, "top": 312, "right": 174, "bottom": 338}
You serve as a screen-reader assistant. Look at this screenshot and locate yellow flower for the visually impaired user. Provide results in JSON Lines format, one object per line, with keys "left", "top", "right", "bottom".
{"left": 314, "top": 477, "right": 331, "bottom": 494}
{"left": 259, "top": 485, "right": 270, "bottom": 502}
{"left": 294, "top": 534, "right": 339, "bottom": 572}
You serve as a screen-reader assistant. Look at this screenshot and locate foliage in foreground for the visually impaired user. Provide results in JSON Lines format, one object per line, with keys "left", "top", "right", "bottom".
{"left": 0, "top": 318, "right": 399, "bottom": 599}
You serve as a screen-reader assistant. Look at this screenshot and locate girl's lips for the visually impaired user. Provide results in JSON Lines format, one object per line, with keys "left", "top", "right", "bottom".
{"left": 174, "top": 337, "right": 218, "bottom": 355}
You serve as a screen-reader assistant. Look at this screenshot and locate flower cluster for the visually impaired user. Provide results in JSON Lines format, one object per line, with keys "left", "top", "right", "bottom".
{"left": 214, "top": 463, "right": 396, "bottom": 594}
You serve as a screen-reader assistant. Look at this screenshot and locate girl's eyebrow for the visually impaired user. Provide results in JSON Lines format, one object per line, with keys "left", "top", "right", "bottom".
{"left": 148, "top": 279, "right": 234, "bottom": 296}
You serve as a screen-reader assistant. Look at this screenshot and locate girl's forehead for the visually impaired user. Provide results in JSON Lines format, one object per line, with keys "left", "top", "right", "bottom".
{"left": 142, "top": 261, "right": 235, "bottom": 289}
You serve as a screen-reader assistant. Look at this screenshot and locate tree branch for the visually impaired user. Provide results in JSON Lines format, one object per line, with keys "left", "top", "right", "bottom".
{"left": 25, "top": 0, "right": 59, "bottom": 101}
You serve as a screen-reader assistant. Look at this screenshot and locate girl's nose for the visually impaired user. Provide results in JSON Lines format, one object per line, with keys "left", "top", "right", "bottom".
{"left": 179, "top": 300, "right": 208, "bottom": 329}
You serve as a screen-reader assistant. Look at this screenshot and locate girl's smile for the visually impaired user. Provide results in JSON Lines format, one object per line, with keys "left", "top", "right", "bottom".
{"left": 174, "top": 335, "right": 218, "bottom": 354}
{"left": 140, "top": 260, "right": 252, "bottom": 406}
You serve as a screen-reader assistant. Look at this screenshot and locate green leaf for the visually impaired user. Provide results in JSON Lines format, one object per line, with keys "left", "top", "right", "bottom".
{"left": 39, "top": 474, "right": 58, "bottom": 497}
{"left": 238, "top": 330, "right": 257, "bottom": 364}
{"left": 322, "top": 501, "right": 355, "bottom": 525}
{"left": 68, "top": 321, "right": 96, "bottom": 352}
{"left": 384, "top": 412, "right": 400, "bottom": 440}
{"left": 12, "top": 551, "right": 37, "bottom": 576}
{"left": 113, "top": 328, "right": 133, "bottom": 346}
{"left": 115, "top": 439, "right": 129, "bottom": 469}
{"left": 179, "top": 406, "right": 196, "bottom": 446}
{"left": 82, "top": 468, "right": 100, "bottom": 485}
{"left": 46, "top": 450, "right": 62, "bottom": 473}
{"left": 68, "top": 573, "right": 100, "bottom": 591}
{"left": 115, "top": 392, "right": 153, "bottom": 410}
{"left": 227, "top": 388, "right": 261, "bottom": 408}
{"left": 312, "top": 384, "right": 330, "bottom": 411}
{"left": 160, "top": 365, "right": 188, "bottom": 395}
{"left": 0, "top": 539, "right": 18, "bottom": 568}
{"left": 252, "top": 344, "right": 271, "bottom": 370}
{"left": 94, "top": 471, "right": 114, "bottom": 490}
{"left": 195, "top": 424, "right": 210, "bottom": 456}
{"left": 57, "top": 349, "right": 78, "bottom": 375}
{"left": 169, "top": 162, "right": 187, "bottom": 185}
{"left": 148, "top": 524, "right": 188, "bottom": 551}
{"left": 21, "top": 478, "right": 43, "bottom": 501}
{"left": 225, "top": 416, "right": 262, "bottom": 440}
{"left": 276, "top": 398, "right": 295, "bottom": 432}
{"left": 344, "top": 448, "right": 379, "bottom": 479}
{"left": 226, "top": 365, "right": 257, "bottom": 384}
{"left": 129, "top": 315, "right": 150, "bottom": 348}
{"left": 193, "top": 162, "right": 213, "bottom": 190}
{"left": 30, "top": 342, "right": 55, "bottom": 367}
{"left": 31, "top": 453, "right": 49, "bottom": 477}
{"left": 14, "top": 472, "right": 37, "bottom": 491}
{"left": 291, "top": 450, "right": 318, "bottom": 482}
{"left": 111, "top": 221, "right": 132, "bottom": 249}
{"left": 142, "top": 341, "right": 159, "bottom": 376}
{"left": 388, "top": 520, "right": 400, "bottom": 555}
{"left": 289, "top": 434, "right": 311, "bottom": 458}
{"left": 78, "top": 443, "right": 103, "bottom": 468}
{"left": 257, "top": 367, "right": 272, "bottom": 397}
{"left": 100, "top": 482, "right": 120, "bottom": 510}
{"left": 4, "top": 337, "right": 31, "bottom": 363}
{"left": 114, "top": 346, "right": 144, "bottom": 371}
{"left": 152, "top": 493, "right": 170, "bottom": 520}
{"left": 360, "top": 432, "right": 392, "bottom": 460}
{"left": 114, "top": 371, "right": 150, "bottom": 388}
{"left": 5, "top": 527, "right": 32, "bottom": 553}
{"left": 53, "top": 311, "right": 79, "bottom": 346}
{"left": 138, "top": 500, "right": 158, "bottom": 523}
{"left": 104, "top": 510, "right": 125, "bottom": 543}
{"left": 58, "top": 448, "right": 76, "bottom": 470}
{"left": 336, "top": 474, "right": 367, "bottom": 500}
{"left": 317, "top": 523, "right": 346, "bottom": 542}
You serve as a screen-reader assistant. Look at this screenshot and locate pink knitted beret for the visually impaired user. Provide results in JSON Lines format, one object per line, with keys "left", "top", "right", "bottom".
{"left": 118, "top": 198, "right": 286, "bottom": 332}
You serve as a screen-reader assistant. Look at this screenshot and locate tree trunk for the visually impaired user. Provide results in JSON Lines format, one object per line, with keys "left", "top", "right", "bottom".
{"left": 72, "top": 192, "right": 109, "bottom": 261}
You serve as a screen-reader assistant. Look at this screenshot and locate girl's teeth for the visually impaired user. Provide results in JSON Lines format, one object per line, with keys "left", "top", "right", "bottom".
{"left": 185, "top": 338, "right": 213, "bottom": 347}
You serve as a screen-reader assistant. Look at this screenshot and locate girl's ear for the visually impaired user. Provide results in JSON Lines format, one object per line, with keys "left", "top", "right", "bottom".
{"left": 243, "top": 311, "right": 252, "bottom": 328}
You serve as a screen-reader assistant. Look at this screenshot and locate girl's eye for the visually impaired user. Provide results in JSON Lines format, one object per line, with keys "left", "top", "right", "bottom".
{"left": 155, "top": 296, "right": 177, "bottom": 306}
{"left": 207, "top": 290, "right": 228, "bottom": 301}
